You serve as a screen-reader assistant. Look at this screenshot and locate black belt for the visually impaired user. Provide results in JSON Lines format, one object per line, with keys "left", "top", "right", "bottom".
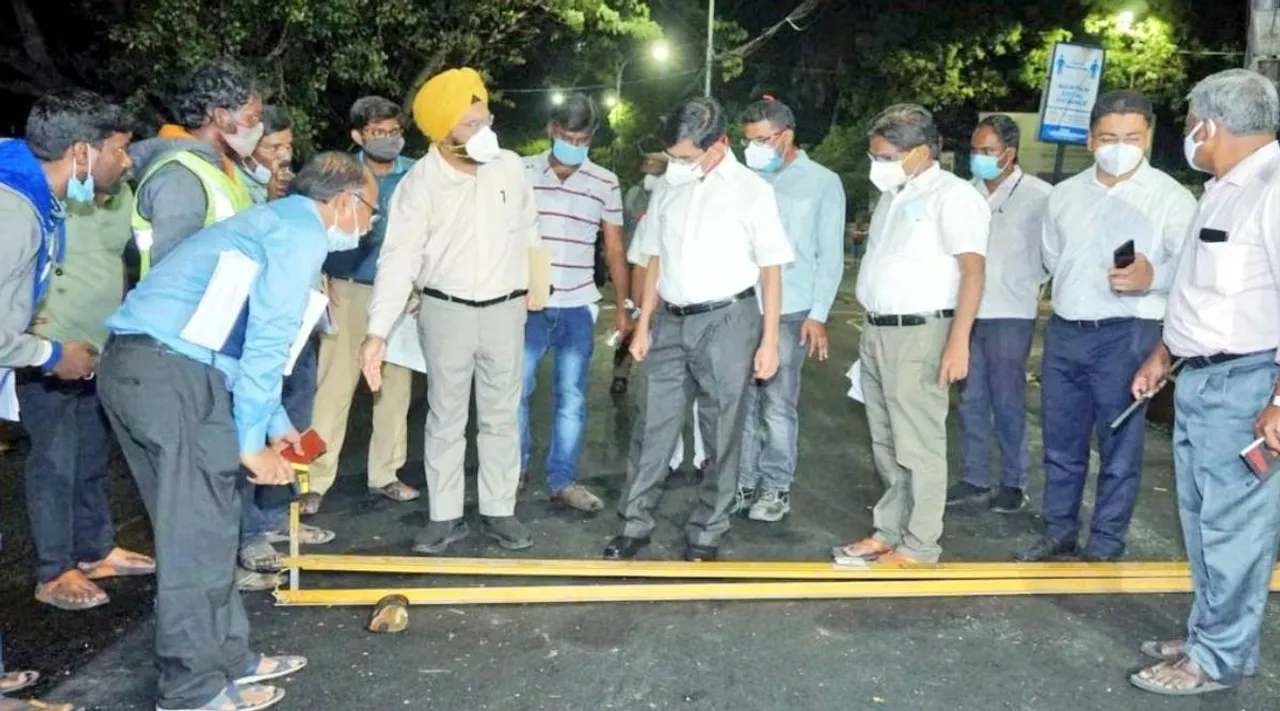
{"left": 664, "top": 288, "right": 754, "bottom": 317}
{"left": 866, "top": 309, "right": 955, "bottom": 327}
{"left": 421, "top": 287, "right": 527, "bottom": 308}
{"left": 1182, "top": 351, "right": 1270, "bottom": 370}
{"left": 1053, "top": 316, "right": 1133, "bottom": 329}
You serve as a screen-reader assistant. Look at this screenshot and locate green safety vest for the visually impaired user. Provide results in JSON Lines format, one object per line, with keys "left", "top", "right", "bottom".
{"left": 131, "top": 150, "right": 253, "bottom": 277}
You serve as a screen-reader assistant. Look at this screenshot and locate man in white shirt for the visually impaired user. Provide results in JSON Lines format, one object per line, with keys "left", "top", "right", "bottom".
{"left": 606, "top": 96, "right": 795, "bottom": 562}
{"left": 1022, "top": 91, "right": 1197, "bottom": 563}
{"left": 947, "top": 115, "right": 1051, "bottom": 513}
{"left": 519, "top": 93, "right": 631, "bottom": 511}
{"left": 1127, "top": 69, "right": 1280, "bottom": 697}
{"left": 836, "top": 103, "right": 989, "bottom": 566}
{"left": 361, "top": 68, "right": 541, "bottom": 555}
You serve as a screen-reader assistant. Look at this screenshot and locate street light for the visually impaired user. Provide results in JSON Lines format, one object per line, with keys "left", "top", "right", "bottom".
{"left": 602, "top": 92, "right": 619, "bottom": 109}
{"left": 651, "top": 39, "right": 671, "bottom": 63}
{"left": 550, "top": 91, "right": 566, "bottom": 106}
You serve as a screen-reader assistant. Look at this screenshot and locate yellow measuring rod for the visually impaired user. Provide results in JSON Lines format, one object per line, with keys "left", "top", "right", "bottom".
{"left": 282, "top": 554, "right": 1244, "bottom": 581}
{"left": 273, "top": 571, "right": 1280, "bottom": 607}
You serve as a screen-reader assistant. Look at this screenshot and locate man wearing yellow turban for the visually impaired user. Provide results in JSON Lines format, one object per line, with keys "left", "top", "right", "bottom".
{"left": 360, "top": 67, "right": 544, "bottom": 554}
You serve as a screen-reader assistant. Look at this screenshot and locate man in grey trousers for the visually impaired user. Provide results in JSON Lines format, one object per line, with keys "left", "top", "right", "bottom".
{"left": 605, "top": 96, "right": 795, "bottom": 562}
{"left": 735, "top": 96, "right": 846, "bottom": 522}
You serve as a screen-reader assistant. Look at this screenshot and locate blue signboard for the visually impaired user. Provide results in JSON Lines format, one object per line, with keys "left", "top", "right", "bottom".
{"left": 1038, "top": 42, "right": 1107, "bottom": 145}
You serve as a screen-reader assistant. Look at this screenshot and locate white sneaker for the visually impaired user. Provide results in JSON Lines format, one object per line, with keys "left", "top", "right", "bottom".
{"left": 748, "top": 489, "right": 791, "bottom": 522}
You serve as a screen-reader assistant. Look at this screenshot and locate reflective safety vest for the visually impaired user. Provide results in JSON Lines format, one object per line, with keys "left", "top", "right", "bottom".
{"left": 131, "top": 150, "right": 253, "bottom": 277}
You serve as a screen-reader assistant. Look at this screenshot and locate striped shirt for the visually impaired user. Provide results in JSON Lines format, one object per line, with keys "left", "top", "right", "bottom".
{"left": 522, "top": 152, "right": 624, "bottom": 308}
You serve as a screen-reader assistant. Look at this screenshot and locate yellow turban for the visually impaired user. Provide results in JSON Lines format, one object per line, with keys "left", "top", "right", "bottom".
{"left": 412, "top": 68, "right": 489, "bottom": 143}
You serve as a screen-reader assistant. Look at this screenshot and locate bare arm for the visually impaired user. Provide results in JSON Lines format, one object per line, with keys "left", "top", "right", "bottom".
{"left": 602, "top": 221, "right": 631, "bottom": 308}
{"left": 949, "top": 253, "right": 985, "bottom": 344}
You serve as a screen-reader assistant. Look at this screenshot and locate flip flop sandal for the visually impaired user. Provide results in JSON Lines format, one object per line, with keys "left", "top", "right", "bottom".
{"left": 234, "top": 655, "right": 308, "bottom": 685}
{"left": 265, "top": 524, "right": 335, "bottom": 546}
{"left": 1140, "top": 640, "right": 1257, "bottom": 677}
{"left": 35, "top": 578, "right": 109, "bottom": 611}
{"left": 77, "top": 549, "right": 156, "bottom": 579}
{"left": 367, "top": 594, "right": 410, "bottom": 634}
{"left": 0, "top": 670, "right": 39, "bottom": 694}
{"left": 369, "top": 482, "right": 419, "bottom": 502}
{"left": 239, "top": 542, "right": 283, "bottom": 573}
{"left": 1128, "top": 659, "right": 1230, "bottom": 697}
{"left": 298, "top": 493, "right": 322, "bottom": 516}
{"left": 160, "top": 683, "right": 284, "bottom": 711}
{"left": 0, "top": 697, "right": 85, "bottom": 711}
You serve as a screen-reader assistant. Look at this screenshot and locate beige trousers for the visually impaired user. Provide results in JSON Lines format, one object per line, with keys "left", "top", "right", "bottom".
{"left": 309, "top": 279, "right": 412, "bottom": 495}
{"left": 860, "top": 318, "right": 952, "bottom": 562}
{"left": 418, "top": 296, "right": 525, "bottom": 521}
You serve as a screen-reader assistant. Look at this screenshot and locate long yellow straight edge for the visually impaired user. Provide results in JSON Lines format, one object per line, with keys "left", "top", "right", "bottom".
{"left": 283, "top": 554, "right": 1232, "bottom": 581}
{"left": 273, "top": 573, "right": 1280, "bottom": 607}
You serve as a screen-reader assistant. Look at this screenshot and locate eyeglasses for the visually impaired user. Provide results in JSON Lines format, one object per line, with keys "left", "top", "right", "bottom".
{"left": 460, "top": 114, "right": 495, "bottom": 133}
{"left": 663, "top": 150, "right": 704, "bottom": 166}
{"left": 740, "top": 130, "right": 784, "bottom": 148}
{"left": 354, "top": 193, "right": 380, "bottom": 223}
{"left": 362, "top": 127, "right": 403, "bottom": 139}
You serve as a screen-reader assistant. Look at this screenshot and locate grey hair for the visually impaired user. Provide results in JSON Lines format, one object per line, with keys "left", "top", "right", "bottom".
{"left": 867, "top": 103, "right": 940, "bottom": 158}
{"left": 660, "top": 96, "right": 726, "bottom": 150}
{"left": 741, "top": 96, "right": 796, "bottom": 131}
{"left": 1187, "top": 69, "right": 1280, "bottom": 136}
{"left": 290, "top": 151, "right": 367, "bottom": 201}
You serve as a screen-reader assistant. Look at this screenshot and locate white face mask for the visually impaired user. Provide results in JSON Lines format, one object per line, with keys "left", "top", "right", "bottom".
{"left": 464, "top": 126, "right": 501, "bottom": 163}
{"left": 868, "top": 158, "right": 909, "bottom": 192}
{"left": 223, "top": 120, "right": 265, "bottom": 159}
{"left": 642, "top": 174, "right": 661, "bottom": 192}
{"left": 744, "top": 142, "right": 783, "bottom": 172}
{"left": 1183, "top": 120, "right": 1214, "bottom": 174}
{"left": 664, "top": 159, "right": 703, "bottom": 187}
{"left": 326, "top": 195, "right": 370, "bottom": 252}
{"left": 1094, "top": 142, "right": 1144, "bottom": 177}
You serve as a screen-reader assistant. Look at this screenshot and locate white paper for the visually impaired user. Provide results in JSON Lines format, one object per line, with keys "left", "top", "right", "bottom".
{"left": 384, "top": 306, "right": 426, "bottom": 374}
{"left": 0, "top": 368, "right": 18, "bottom": 422}
{"left": 845, "top": 359, "right": 864, "bottom": 403}
{"left": 587, "top": 303, "right": 600, "bottom": 324}
{"left": 179, "top": 250, "right": 261, "bottom": 351}
{"left": 284, "top": 290, "right": 329, "bottom": 376}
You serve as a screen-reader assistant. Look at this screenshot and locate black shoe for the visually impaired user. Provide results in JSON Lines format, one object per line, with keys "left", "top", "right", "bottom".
{"left": 945, "top": 481, "right": 991, "bottom": 507}
{"left": 603, "top": 535, "right": 650, "bottom": 560}
{"left": 411, "top": 519, "right": 470, "bottom": 555}
{"left": 482, "top": 516, "right": 534, "bottom": 550}
{"left": 1080, "top": 548, "right": 1122, "bottom": 562}
{"left": 1015, "top": 537, "right": 1079, "bottom": 562}
{"left": 684, "top": 544, "right": 718, "bottom": 562}
{"left": 989, "top": 486, "right": 1028, "bottom": 513}
{"left": 610, "top": 377, "right": 628, "bottom": 395}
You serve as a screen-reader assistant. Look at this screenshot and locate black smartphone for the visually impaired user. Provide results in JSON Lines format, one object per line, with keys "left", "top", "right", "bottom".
{"left": 1113, "top": 239, "right": 1135, "bottom": 269}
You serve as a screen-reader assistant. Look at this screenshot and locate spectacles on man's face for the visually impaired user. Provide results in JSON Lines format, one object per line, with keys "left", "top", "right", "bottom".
{"left": 354, "top": 193, "right": 380, "bottom": 223}
{"left": 362, "top": 127, "right": 403, "bottom": 140}
{"left": 460, "top": 114, "right": 495, "bottom": 134}
{"left": 664, "top": 150, "right": 705, "bottom": 166}
{"left": 740, "top": 129, "right": 784, "bottom": 148}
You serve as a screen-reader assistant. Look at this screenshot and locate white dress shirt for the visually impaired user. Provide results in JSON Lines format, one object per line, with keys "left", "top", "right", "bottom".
{"left": 1042, "top": 160, "right": 1197, "bottom": 322}
{"left": 640, "top": 150, "right": 794, "bottom": 306}
{"left": 855, "top": 163, "right": 990, "bottom": 315}
{"left": 1165, "top": 141, "right": 1280, "bottom": 359}
{"left": 971, "top": 167, "right": 1052, "bottom": 319}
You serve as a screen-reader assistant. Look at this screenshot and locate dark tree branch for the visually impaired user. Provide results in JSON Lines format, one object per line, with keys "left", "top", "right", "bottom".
{"left": 9, "top": 0, "right": 66, "bottom": 85}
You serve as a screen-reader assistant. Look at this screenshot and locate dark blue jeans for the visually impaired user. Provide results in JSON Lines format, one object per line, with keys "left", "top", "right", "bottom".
{"left": 239, "top": 337, "right": 318, "bottom": 546}
{"left": 16, "top": 374, "right": 116, "bottom": 583}
{"left": 959, "top": 318, "right": 1036, "bottom": 491}
{"left": 1040, "top": 316, "right": 1162, "bottom": 557}
{"left": 519, "top": 306, "right": 595, "bottom": 494}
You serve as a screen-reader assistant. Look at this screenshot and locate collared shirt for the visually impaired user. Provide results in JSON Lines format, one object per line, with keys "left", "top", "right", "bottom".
{"left": 106, "top": 196, "right": 330, "bottom": 455}
{"left": 640, "top": 149, "right": 794, "bottom": 305}
{"left": 368, "top": 146, "right": 540, "bottom": 338}
{"left": 856, "top": 163, "right": 990, "bottom": 315}
{"left": 29, "top": 184, "right": 133, "bottom": 349}
{"left": 760, "top": 150, "right": 846, "bottom": 322}
{"left": 325, "top": 153, "right": 415, "bottom": 284}
{"left": 1165, "top": 141, "right": 1280, "bottom": 359}
{"left": 970, "top": 167, "right": 1052, "bottom": 319}
{"left": 522, "top": 152, "right": 623, "bottom": 307}
{"left": 1042, "top": 160, "right": 1197, "bottom": 321}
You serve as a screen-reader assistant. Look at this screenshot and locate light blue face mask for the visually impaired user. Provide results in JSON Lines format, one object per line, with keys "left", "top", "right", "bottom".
{"left": 326, "top": 195, "right": 365, "bottom": 252}
{"left": 66, "top": 150, "right": 96, "bottom": 203}
{"left": 552, "top": 138, "right": 589, "bottom": 166}
{"left": 969, "top": 154, "right": 1003, "bottom": 181}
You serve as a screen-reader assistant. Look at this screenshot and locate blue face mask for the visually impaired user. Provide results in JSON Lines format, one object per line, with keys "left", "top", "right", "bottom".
{"left": 326, "top": 195, "right": 366, "bottom": 252}
{"left": 552, "top": 139, "right": 589, "bottom": 166}
{"left": 969, "top": 154, "right": 1004, "bottom": 181}
{"left": 66, "top": 150, "right": 96, "bottom": 203}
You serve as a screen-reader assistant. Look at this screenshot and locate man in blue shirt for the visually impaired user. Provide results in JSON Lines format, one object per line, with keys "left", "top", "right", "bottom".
{"left": 734, "top": 96, "right": 846, "bottom": 522}
{"left": 95, "top": 152, "right": 377, "bottom": 711}
{"left": 308, "top": 95, "right": 418, "bottom": 514}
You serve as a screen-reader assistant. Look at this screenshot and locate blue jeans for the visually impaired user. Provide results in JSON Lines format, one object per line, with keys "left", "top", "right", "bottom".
{"left": 519, "top": 306, "right": 595, "bottom": 494}
{"left": 959, "top": 318, "right": 1035, "bottom": 490}
{"left": 739, "top": 312, "right": 807, "bottom": 491}
{"left": 240, "top": 337, "right": 318, "bottom": 546}
{"left": 1173, "top": 352, "right": 1280, "bottom": 684}
{"left": 16, "top": 374, "right": 116, "bottom": 583}
{"left": 1040, "top": 316, "right": 1161, "bottom": 556}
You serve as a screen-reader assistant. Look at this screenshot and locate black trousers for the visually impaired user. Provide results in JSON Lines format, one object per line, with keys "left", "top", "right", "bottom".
{"left": 97, "top": 336, "right": 251, "bottom": 709}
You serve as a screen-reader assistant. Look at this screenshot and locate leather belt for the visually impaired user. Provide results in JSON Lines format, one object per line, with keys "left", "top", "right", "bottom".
{"left": 1053, "top": 316, "right": 1132, "bottom": 329}
{"left": 421, "top": 287, "right": 527, "bottom": 308}
{"left": 664, "top": 288, "right": 754, "bottom": 317}
{"left": 1182, "top": 351, "right": 1269, "bottom": 370}
{"left": 866, "top": 309, "right": 955, "bottom": 327}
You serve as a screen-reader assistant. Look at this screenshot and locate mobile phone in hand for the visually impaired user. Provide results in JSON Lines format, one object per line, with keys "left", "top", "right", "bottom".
{"left": 1113, "top": 240, "right": 1136, "bottom": 269}
{"left": 1240, "top": 437, "right": 1279, "bottom": 480}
